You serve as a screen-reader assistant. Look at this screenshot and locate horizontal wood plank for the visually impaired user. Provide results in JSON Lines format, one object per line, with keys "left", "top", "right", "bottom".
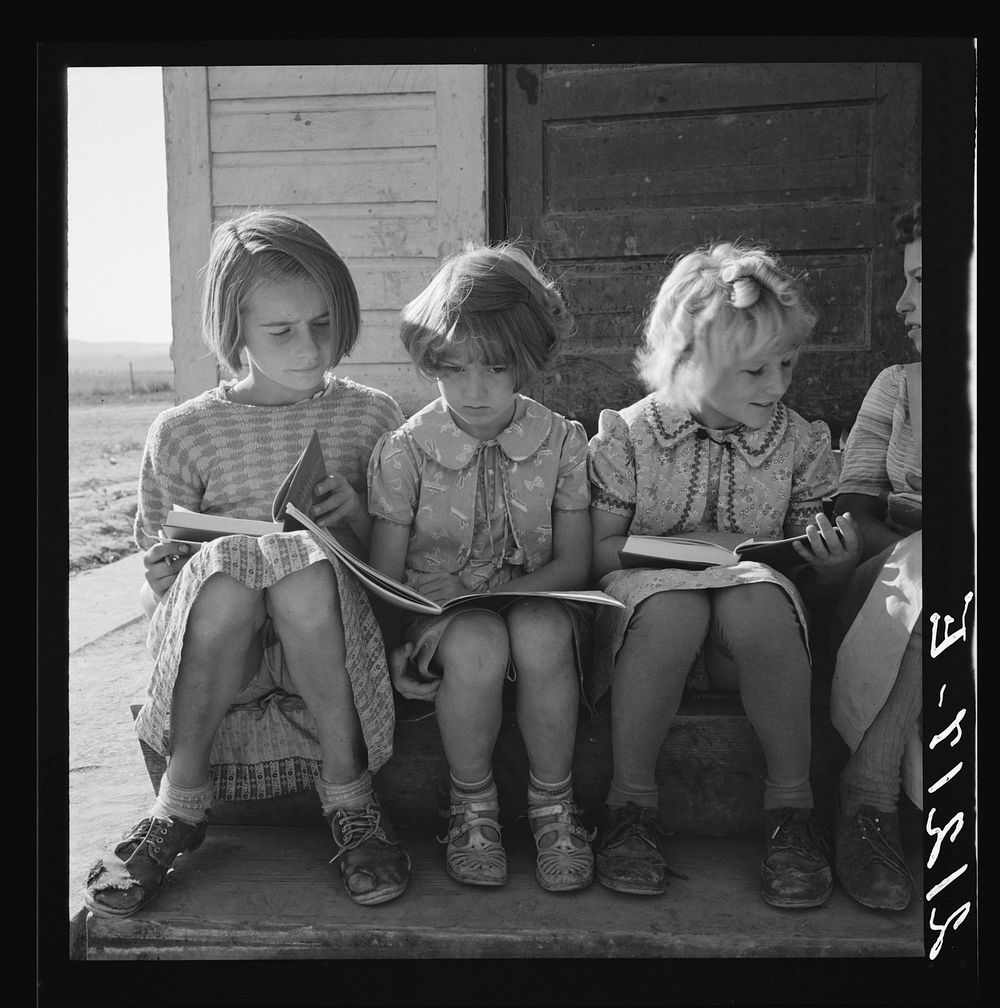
{"left": 211, "top": 101, "right": 435, "bottom": 153}
{"left": 544, "top": 106, "right": 873, "bottom": 212}
{"left": 533, "top": 203, "right": 878, "bottom": 259}
{"left": 213, "top": 204, "right": 440, "bottom": 259}
{"left": 538, "top": 63, "right": 878, "bottom": 117}
{"left": 212, "top": 150, "right": 436, "bottom": 206}
{"left": 84, "top": 827, "right": 923, "bottom": 960}
{"left": 208, "top": 65, "right": 437, "bottom": 100}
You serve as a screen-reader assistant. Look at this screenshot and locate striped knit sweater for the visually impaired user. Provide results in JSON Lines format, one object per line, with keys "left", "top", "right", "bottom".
{"left": 838, "top": 364, "right": 921, "bottom": 501}
{"left": 134, "top": 377, "right": 405, "bottom": 550}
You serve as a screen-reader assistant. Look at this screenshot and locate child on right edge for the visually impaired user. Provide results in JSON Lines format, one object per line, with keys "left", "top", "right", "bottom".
{"left": 587, "top": 242, "right": 861, "bottom": 908}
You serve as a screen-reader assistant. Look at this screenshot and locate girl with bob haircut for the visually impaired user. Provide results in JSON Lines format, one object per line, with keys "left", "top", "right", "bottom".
{"left": 85, "top": 209, "right": 412, "bottom": 917}
{"left": 587, "top": 242, "right": 861, "bottom": 908}
{"left": 367, "top": 243, "right": 597, "bottom": 893}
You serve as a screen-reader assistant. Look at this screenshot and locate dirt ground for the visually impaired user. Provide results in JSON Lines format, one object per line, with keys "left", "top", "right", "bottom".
{"left": 69, "top": 390, "right": 175, "bottom": 572}
{"left": 68, "top": 391, "right": 176, "bottom": 922}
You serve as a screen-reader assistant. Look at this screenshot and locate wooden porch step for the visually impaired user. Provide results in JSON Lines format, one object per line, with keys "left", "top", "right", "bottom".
{"left": 132, "top": 695, "right": 847, "bottom": 839}
{"left": 83, "top": 824, "right": 923, "bottom": 960}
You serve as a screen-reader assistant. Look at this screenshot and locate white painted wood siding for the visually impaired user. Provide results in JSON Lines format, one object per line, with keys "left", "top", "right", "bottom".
{"left": 164, "top": 65, "right": 488, "bottom": 411}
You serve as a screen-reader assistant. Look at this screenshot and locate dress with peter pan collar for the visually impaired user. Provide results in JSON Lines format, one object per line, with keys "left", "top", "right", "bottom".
{"left": 368, "top": 395, "right": 591, "bottom": 594}
{"left": 586, "top": 393, "right": 839, "bottom": 703}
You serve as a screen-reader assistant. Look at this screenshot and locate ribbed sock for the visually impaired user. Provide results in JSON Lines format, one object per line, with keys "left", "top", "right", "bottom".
{"left": 450, "top": 770, "right": 498, "bottom": 807}
{"left": 605, "top": 779, "right": 660, "bottom": 811}
{"left": 527, "top": 770, "right": 573, "bottom": 808}
{"left": 762, "top": 776, "right": 813, "bottom": 812}
{"left": 150, "top": 769, "right": 213, "bottom": 825}
{"left": 316, "top": 769, "right": 374, "bottom": 817}
{"left": 840, "top": 628, "right": 922, "bottom": 816}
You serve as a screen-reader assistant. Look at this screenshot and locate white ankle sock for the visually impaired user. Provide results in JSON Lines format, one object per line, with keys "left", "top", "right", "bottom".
{"left": 150, "top": 770, "right": 213, "bottom": 824}
{"left": 527, "top": 770, "right": 573, "bottom": 808}
{"left": 316, "top": 769, "right": 374, "bottom": 817}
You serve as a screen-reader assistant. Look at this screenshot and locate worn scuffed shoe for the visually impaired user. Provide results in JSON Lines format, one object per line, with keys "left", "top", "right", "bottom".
{"left": 595, "top": 803, "right": 677, "bottom": 896}
{"left": 761, "top": 808, "right": 833, "bottom": 909}
{"left": 834, "top": 803, "right": 913, "bottom": 911}
{"left": 84, "top": 814, "right": 208, "bottom": 918}
{"left": 328, "top": 795, "right": 411, "bottom": 906}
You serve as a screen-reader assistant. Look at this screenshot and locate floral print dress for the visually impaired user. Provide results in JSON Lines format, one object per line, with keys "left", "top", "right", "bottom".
{"left": 368, "top": 395, "right": 592, "bottom": 680}
{"left": 587, "top": 394, "right": 839, "bottom": 703}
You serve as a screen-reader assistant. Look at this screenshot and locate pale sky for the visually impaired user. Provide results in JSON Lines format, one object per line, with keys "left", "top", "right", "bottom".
{"left": 67, "top": 67, "right": 172, "bottom": 345}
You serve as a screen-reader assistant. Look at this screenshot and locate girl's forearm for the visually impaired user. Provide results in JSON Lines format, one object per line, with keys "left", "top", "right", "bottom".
{"left": 496, "top": 555, "right": 590, "bottom": 593}
{"left": 592, "top": 536, "right": 628, "bottom": 580}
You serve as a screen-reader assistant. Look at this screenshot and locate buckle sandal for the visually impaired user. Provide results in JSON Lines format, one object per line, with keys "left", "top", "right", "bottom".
{"left": 526, "top": 801, "right": 596, "bottom": 892}
{"left": 438, "top": 798, "right": 507, "bottom": 887}
{"left": 84, "top": 815, "right": 208, "bottom": 918}
{"left": 594, "top": 803, "right": 681, "bottom": 896}
{"left": 761, "top": 808, "right": 833, "bottom": 909}
{"left": 834, "top": 804, "right": 914, "bottom": 911}
{"left": 327, "top": 796, "right": 411, "bottom": 906}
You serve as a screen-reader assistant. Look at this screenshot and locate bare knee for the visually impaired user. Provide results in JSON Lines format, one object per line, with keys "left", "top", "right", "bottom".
{"left": 506, "top": 599, "right": 573, "bottom": 669}
{"left": 630, "top": 590, "right": 710, "bottom": 640}
{"left": 436, "top": 612, "right": 509, "bottom": 687}
{"left": 713, "top": 583, "right": 797, "bottom": 647}
{"left": 267, "top": 563, "right": 341, "bottom": 634}
{"left": 186, "top": 573, "right": 266, "bottom": 649}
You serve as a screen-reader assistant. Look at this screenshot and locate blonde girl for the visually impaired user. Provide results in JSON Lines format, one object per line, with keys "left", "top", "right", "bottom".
{"left": 588, "top": 242, "right": 861, "bottom": 908}
{"left": 367, "top": 243, "right": 596, "bottom": 892}
{"left": 85, "top": 210, "right": 410, "bottom": 916}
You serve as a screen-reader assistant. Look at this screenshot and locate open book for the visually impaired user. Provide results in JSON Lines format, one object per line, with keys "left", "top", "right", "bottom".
{"left": 161, "top": 429, "right": 329, "bottom": 544}
{"left": 619, "top": 527, "right": 845, "bottom": 572}
{"left": 284, "top": 503, "right": 625, "bottom": 617}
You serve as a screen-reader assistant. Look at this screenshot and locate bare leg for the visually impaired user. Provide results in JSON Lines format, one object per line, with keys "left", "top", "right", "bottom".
{"left": 609, "top": 590, "right": 711, "bottom": 806}
{"left": 434, "top": 610, "right": 510, "bottom": 780}
{"left": 507, "top": 598, "right": 595, "bottom": 891}
{"left": 269, "top": 562, "right": 409, "bottom": 905}
{"left": 167, "top": 573, "right": 268, "bottom": 789}
{"left": 434, "top": 611, "right": 510, "bottom": 886}
{"left": 506, "top": 598, "right": 578, "bottom": 781}
{"left": 266, "top": 562, "right": 364, "bottom": 783}
{"left": 710, "top": 583, "right": 814, "bottom": 810}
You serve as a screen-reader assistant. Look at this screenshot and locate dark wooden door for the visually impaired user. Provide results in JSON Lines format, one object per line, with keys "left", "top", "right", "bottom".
{"left": 502, "top": 63, "right": 920, "bottom": 438}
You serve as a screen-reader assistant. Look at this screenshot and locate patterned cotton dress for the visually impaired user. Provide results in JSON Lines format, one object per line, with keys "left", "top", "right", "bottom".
{"left": 132, "top": 377, "right": 405, "bottom": 801}
{"left": 587, "top": 394, "right": 839, "bottom": 704}
{"left": 367, "top": 395, "right": 592, "bottom": 681}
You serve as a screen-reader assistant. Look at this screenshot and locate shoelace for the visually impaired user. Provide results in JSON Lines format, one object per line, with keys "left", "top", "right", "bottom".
{"left": 769, "top": 811, "right": 829, "bottom": 859}
{"left": 855, "top": 811, "right": 915, "bottom": 884}
{"left": 118, "top": 817, "right": 171, "bottom": 866}
{"left": 605, "top": 805, "right": 688, "bottom": 880}
{"left": 328, "top": 805, "right": 383, "bottom": 864}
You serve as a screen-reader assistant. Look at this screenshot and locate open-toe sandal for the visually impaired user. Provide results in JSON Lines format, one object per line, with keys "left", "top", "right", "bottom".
{"left": 84, "top": 815, "right": 208, "bottom": 918}
{"left": 527, "top": 801, "right": 596, "bottom": 892}
{"left": 328, "top": 795, "right": 411, "bottom": 906}
{"left": 438, "top": 798, "right": 507, "bottom": 887}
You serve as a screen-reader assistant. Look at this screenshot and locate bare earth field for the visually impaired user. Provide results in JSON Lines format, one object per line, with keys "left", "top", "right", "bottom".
{"left": 69, "top": 390, "right": 175, "bottom": 573}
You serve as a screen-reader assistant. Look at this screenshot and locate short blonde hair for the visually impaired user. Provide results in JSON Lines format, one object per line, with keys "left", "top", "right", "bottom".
{"left": 201, "top": 209, "right": 361, "bottom": 374}
{"left": 635, "top": 242, "right": 817, "bottom": 408}
{"left": 400, "top": 242, "right": 574, "bottom": 391}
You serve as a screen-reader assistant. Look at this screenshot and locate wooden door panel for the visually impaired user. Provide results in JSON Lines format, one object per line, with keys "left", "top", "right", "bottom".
{"left": 504, "top": 62, "right": 920, "bottom": 437}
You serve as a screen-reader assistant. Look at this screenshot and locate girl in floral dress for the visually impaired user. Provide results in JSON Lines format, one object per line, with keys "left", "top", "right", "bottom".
{"left": 85, "top": 210, "right": 411, "bottom": 916}
{"left": 367, "top": 244, "right": 596, "bottom": 892}
{"left": 588, "top": 242, "right": 861, "bottom": 908}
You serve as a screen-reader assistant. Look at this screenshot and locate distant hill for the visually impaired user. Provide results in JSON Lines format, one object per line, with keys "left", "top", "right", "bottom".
{"left": 69, "top": 340, "right": 172, "bottom": 373}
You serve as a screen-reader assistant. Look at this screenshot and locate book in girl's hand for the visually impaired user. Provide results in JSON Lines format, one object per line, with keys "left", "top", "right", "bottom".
{"left": 619, "top": 527, "right": 845, "bottom": 572}
{"left": 160, "top": 429, "right": 327, "bottom": 544}
{"left": 284, "top": 503, "right": 626, "bottom": 617}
